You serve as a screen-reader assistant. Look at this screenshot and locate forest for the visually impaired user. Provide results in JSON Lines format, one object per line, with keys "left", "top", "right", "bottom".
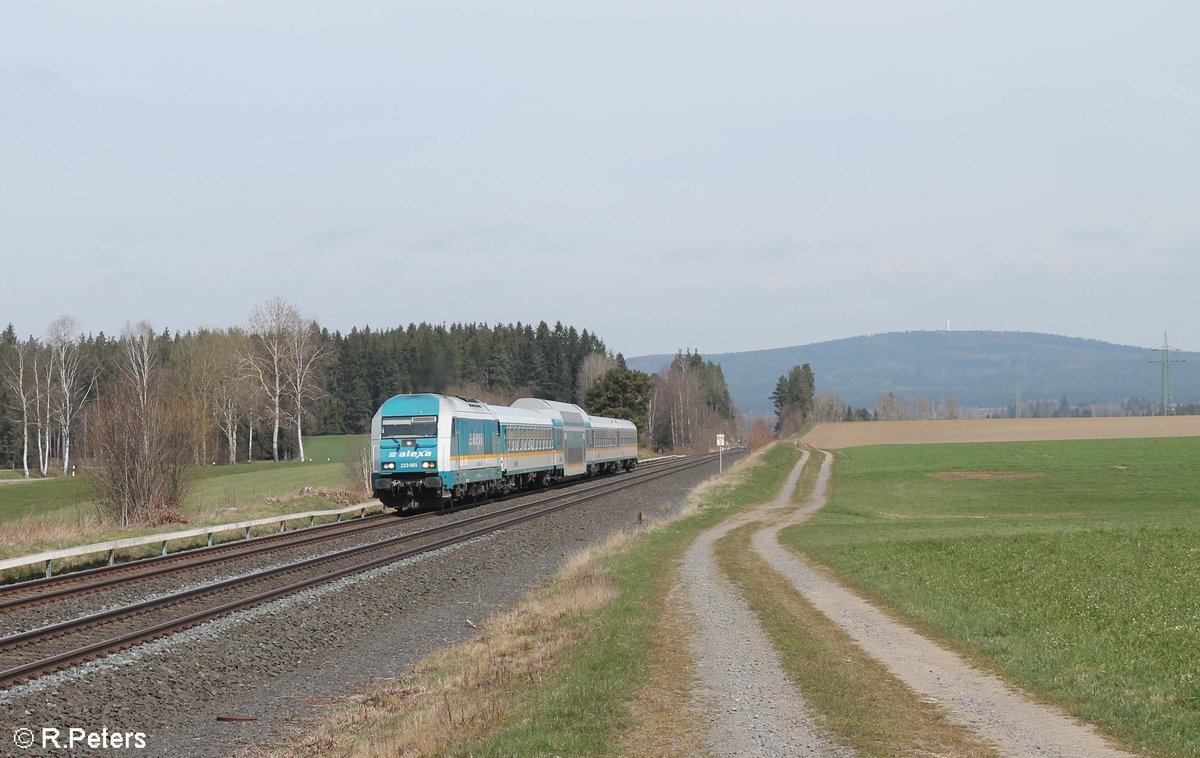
{"left": 0, "top": 299, "right": 740, "bottom": 481}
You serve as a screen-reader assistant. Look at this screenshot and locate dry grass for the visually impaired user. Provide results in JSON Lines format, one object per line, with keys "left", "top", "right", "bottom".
{"left": 613, "top": 584, "right": 707, "bottom": 758}
{"left": 0, "top": 511, "right": 120, "bottom": 581}
{"left": 248, "top": 532, "right": 635, "bottom": 758}
{"left": 804, "top": 416, "right": 1200, "bottom": 449}
{"left": 681, "top": 442, "right": 777, "bottom": 504}
{"left": 262, "top": 487, "right": 366, "bottom": 508}
{"left": 0, "top": 510, "right": 103, "bottom": 550}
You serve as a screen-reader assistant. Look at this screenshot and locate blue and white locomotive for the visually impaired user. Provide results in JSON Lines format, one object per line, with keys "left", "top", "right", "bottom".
{"left": 371, "top": 393, "right": 638, "bottom": 510}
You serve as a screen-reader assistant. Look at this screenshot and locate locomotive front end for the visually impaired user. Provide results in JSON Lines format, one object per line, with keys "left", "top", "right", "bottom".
{"left": 371, "top": 394, "right": 445, "bottom": 510}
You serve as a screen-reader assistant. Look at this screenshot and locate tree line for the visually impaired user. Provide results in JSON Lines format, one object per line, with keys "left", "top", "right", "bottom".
{"left": 766, "top": 371, "right": 1190, "bottom": 424}
{"left": 0, "top": 298, "right": 752, "bottom": 523}
{"left": 317, "top": 319, "right": 610, "bottom": 435}
{"left": 0, "top": 304, "right": 630, "bottom": 470}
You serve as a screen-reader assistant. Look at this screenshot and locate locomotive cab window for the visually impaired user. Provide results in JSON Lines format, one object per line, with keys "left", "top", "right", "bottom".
{"left": 382, "top": 416, "right": 438, "bottom": 438}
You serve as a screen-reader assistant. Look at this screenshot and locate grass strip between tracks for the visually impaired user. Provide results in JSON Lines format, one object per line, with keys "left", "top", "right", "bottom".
{"left": 782, "top": 437, "right": 1200, "bottom": 758}
{"left": 254, "top": 443, "right": 799, "bottom": 757}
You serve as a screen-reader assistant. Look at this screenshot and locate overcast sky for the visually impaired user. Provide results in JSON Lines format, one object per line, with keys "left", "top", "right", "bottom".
{"left": 3, "top": 1, "right": 1198, "bottom": 357}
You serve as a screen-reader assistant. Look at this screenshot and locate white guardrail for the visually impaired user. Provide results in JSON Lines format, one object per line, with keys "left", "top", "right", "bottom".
{"left": 0, "top": 501, "right": 392, "bottom": 579}
{"left": 2, "top": 455, "right": 687, "bottom": 580}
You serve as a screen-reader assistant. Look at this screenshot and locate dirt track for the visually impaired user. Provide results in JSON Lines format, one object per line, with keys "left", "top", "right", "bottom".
{"left": 752, "top": 453, "right": 1134, "bottom": 757}
{"left": 680, "top": 451, "right": 851, "bottom": 757}
{"left": 803, "top": 415, "right": 1200, "bottom": 448}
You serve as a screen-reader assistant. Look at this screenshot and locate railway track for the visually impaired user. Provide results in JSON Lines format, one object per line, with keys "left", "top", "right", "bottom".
{"left": 0, "top": 453, "right": 724, "bottom": 688}
{"left": 0, "top": 456, "right": 683, "bottom": 613}
{"left": 0, "top": 512, "right": 397, "bottom": 613}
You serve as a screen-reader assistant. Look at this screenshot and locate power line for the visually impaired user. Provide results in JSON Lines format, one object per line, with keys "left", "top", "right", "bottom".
{"left": 1148, "top": 332, "right": 1186, "bottom": 415}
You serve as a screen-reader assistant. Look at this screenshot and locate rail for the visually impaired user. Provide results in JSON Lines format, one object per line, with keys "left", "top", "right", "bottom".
{"left": 0, "top": 501, "right": 391, "bottom": 578}
{"left": 1, "top": 455, "right": 683, "bottom": 579}
{"left": 0, "top": 453, "right": 724, "bottom": 687}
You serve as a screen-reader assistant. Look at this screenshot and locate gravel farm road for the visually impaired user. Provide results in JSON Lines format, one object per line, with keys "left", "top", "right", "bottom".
{"left": 729, "top": 449, "right": 1135, "bottom": 757}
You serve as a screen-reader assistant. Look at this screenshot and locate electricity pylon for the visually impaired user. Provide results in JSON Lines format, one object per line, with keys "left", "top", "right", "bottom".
{"left": 1148, "top": 332, "right": 1185, "bottom": 415}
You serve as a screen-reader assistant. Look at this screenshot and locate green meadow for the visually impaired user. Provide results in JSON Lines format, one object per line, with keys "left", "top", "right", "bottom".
{"left": 783, "top": 437, "right": 1200, "bottom": 757}
{"left": 0, "top": 435, "right": 370, "bottom": 560}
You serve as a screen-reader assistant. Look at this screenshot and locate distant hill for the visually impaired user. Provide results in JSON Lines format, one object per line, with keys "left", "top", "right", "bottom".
{"left": 628, "top": 331, "right": 1199, "bottom": 416}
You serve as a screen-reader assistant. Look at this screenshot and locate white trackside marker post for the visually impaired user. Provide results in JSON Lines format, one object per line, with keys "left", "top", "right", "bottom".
{"left": 717, "top": 433, "right": 725, "bottom": 472}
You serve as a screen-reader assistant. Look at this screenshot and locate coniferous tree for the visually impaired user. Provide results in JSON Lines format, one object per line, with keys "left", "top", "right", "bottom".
{"left": 583, "top": 368, "right": 652, "bottom": 436}
{"left": 770, "top": 363, "right": 816, "bottom": 433}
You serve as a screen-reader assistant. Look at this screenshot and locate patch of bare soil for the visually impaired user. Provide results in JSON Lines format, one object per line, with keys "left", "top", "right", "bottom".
{"left": 933, "top": 471, "right": 1043, "bottom": 480}
{"left": 803, "top": 415, "right": 1200, "bottom": 449}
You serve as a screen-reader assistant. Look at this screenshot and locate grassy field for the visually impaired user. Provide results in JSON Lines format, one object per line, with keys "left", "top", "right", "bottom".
{"left": 782, "top": 437, "right": 1200, "bottom": 757}
{"left": 300, "top": 434, "right": 368, "bottom": 463}
{"left": 0, "top": 435, "right": 370, "bottom": 561}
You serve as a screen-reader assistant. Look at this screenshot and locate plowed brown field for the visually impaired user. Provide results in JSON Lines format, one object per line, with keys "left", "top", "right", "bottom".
{"left": 802, "top": 415, "right": 1200, "bottom": 448}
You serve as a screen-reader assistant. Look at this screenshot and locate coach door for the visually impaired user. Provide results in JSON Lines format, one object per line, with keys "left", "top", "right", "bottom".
{"left": 561, "top": 411, "right": 586, "bottom": 477}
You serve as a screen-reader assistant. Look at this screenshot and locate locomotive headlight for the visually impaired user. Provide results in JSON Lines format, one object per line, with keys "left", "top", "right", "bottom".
{"left": 422, "top": 461, "right": 436, "bottom": 469}
{"left": 382, "top": 462, "right": 396, "bottom": 470}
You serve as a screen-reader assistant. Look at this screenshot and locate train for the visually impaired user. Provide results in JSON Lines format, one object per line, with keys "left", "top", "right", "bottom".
{"left": 371, "top": 393, "right": 638, "bottom": 511}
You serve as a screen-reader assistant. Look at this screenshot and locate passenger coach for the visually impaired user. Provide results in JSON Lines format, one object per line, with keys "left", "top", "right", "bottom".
{"left": 371, "top": 393, "right": 638, "bottom": 511}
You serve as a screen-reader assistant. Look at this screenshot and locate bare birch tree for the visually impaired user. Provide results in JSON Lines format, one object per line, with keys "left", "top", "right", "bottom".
{"left": 121, "top": 321, "right": 158, "bottom": 458}
{"left": 213, "top": 371, "right": 243, "bottom": 465}
{"left": 574, "top": 353, "right": 617, "bottom": 403}
{"left": 0, "top": 338, "right": 36, "bottom": 478}
{"left": 646, "top": 380, "right": 659, "bottom": 448}
{"left": 875, "top": 391, "right": 910, "bottom": 421}
{"left": 283, "top": 319, "right": 330, "bottom": 462}
{"left": 48, "top": 316, "right": 97, "bottom": 475}
{"left": 914, "top": 397, "right": 935, "bottom": 420}
{"left": 812, "top": 392, "right": 846, "bottom": 423}
{"left": 648, "top": 357, "right": 712, "bottom": 451}
{"left": 209, "top": 330, "right": 251, "bottom": 465}
{"left": 33, "top": 343, "right": 54, "bottom": 476}
{"left": 246, "top": 298, "right": 299, "bottom": 463}
{"left": 943, "top": 394, "right": 959, "bottom": 419}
